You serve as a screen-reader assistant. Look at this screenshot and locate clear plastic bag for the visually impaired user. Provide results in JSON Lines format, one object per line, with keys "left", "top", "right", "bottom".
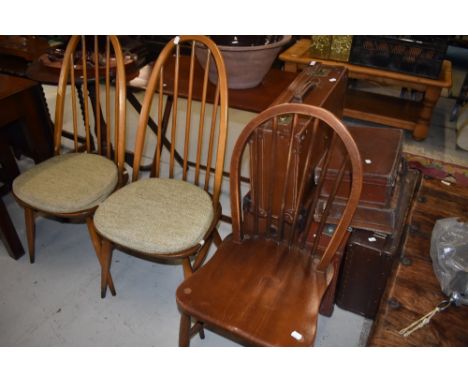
{"left": 430, "top": 217, "right": 468, "bottom": 305}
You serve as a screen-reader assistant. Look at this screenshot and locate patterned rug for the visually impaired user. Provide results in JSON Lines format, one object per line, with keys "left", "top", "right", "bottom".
{"left": 404, "top": 153, "right": 468, "bottom": 187}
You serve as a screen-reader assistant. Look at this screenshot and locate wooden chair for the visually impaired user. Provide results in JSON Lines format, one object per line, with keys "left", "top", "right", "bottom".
{"left": 94, "top": 36, "right": 229, "bottom": 298}
{"left": 12, "top": 36, "right": 127, "bottom": 286}
{"left": 176, "top": 103, "right": 363, "bottom": 346}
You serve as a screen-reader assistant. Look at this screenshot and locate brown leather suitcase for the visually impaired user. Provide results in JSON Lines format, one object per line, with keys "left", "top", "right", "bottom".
{"left": 243, "top": 64, "right": 348, "bottom": 233}
{"left": 270, "top": 63, "right": 347, "bottom": 116}
{"left": 315, "top": 160, "right": 408, "bottom": 234}
{"left": 335, "top": 168, "right": 421, "bottom": 319}
{"left": 317, "top": 125, "right": 404, "bottom": 207}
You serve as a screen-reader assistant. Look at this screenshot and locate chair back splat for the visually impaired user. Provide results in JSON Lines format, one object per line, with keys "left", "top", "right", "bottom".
{"left": 132, "top": 36, "right": 228, "bottom": 208}
{"left": 232, "top": 103, "right": 362, "bottom": 271}
{"left": 54, "top": 36, "right": 127, "bottom": 184}
{"left": 176, "top": 103, "right": 363, "bottom": 346}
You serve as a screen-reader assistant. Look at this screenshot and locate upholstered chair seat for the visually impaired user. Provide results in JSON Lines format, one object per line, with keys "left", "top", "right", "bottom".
{"left": 94, "top": 178, "right": 214, "bottom": 254}
{"left": 13, "top": 153, "right": 118, "bottom": 214}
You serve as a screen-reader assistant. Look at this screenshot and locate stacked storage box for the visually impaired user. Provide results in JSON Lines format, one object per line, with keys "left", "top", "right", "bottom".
{"left": 316, "top": 125, "right": 421, "bottom": 318}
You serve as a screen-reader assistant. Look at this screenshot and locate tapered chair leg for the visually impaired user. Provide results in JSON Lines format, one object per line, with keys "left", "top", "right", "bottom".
{"left": 213, "top": 228, "right": 222, "bottom": 247}
{"left": 86, "top": 217, "right": 116, "bottom": 296}
{"left": 182, "top": 257, "right": 194, "bottom": 279}
{"left": 101, "top": 239, "right": 115, "bottom": 298}
{"left": 179, "top": 313, "right": 191, "bottom": 347}
{"left": 24, "top": 207, "right": 36, "bottom": 264}
{"left": 192, "top": 237, "right": 213, "bottom": 273}
{"left": 197, "top": 322, "right": 205, "bottom": 340}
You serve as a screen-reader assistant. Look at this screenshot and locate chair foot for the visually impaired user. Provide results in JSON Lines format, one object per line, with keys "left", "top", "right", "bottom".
{"left": 179, "top": 313, "right": 191, "bottom": 347}
{"left": 199, "top": 325, "right": 205, "bottom": 340}
{"left": 100, "top": 239, "right": 115, "bottom": 298}
{"left": 24, "top": 207, "right": 36, "bottom": 264}
{"left": 87, "top": 217, "right": 116, "bottom": 296}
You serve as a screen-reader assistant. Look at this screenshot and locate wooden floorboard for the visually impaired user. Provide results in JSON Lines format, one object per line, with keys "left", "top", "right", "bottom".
{"left": 368, "top": 177, "right": 468, "bottom": 346}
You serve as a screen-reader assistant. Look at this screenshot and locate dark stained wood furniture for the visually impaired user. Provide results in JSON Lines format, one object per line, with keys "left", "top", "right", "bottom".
{"left": 335, "top": 168, "right": 421, "bottom": 319}
{"left": 0, "top": 73, "right": 54, "bottom": 260}
{"left": 368, "top": 178, "right": 468, "bottom": 346}
{"left": 279, "top": 39, "right": 453, "bottom": 140}
{"left": 0, "top": 36, "right": 50, "bottom": 77}
{"left": 12, "top": 35, "right": 127, "bottom": 286}
{"left": 0, "top": 197, "right": 24, "bottom": 259}
{"left": 0, "top": 36, "right": 50, "bottom": 62}
{"left": 176, "top": 103, "right": 363, "bottom": 347}
{"left": 0, "top": 74, "right": 53, "bottom": 168}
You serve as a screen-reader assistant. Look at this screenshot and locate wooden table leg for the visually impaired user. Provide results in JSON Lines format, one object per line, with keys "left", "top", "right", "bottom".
{"left": 0, "top": 198, "right": 25, "bottom": 260}
{"left": 0, "top": 139, "right": 20, "bottom": 191}
{"left": 412, "top": 86, "right": 442, "bottom": 140}
{"left": 283, "top": 61, "right": 299, "bottom": 73}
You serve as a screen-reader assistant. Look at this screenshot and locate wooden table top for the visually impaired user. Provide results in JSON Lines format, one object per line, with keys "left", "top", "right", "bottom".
{"left": 280, "top": 39, "right": 452, "bottom": 89}
{"left": 26, "top": 55, "right": 141, "bottom": 86}
{"left": 0, "top": 73, "right": 37, "bottom": 100}
{"left": 131, "top": 55, "right": 346, "bottom": 114}
{"left": 0, "top": 36, "right": 50, "bottom": 62}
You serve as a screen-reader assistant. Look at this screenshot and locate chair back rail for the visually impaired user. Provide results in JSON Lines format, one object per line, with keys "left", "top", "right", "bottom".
{"left": 132, "top": 36, "right": 228, "bottom": 208}
{"left": 54, "top": 35, "right": 127, "bottom": 183}
{"left": 230, "top": 103, "right": 363, "bottom": 271}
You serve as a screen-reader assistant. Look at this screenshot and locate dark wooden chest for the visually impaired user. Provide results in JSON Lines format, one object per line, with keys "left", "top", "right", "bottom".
{"left": 335, "top": 169, "right": 421, "bottom": 318}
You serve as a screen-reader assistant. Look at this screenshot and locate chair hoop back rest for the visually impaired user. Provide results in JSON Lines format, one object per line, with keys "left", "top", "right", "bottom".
{"left": 230, "top": 103, "right": 363, "bottom": 271}
{"left": 132, "top": 35, "right": 229, "bottom": 207}
{"left": 54, "top": 35, "right": 127, "bottom": 179}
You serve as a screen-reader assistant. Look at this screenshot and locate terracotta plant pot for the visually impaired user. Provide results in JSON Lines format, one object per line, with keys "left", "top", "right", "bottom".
{"left": 196, "top": 35, "right": 292, "bottom": 90}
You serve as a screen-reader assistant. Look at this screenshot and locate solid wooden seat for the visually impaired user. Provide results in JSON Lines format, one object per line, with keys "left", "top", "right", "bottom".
{"left": 176, "top": 103, "right": 363, "bottom": 346}
{"left": 94, "top": 36, "right": 229, "bottom": 298}
{"left": 177, "top": 236, "right": 331, "bottom": 346}
{"left": 12, "top": 35, "right": 127, "bottom": 279}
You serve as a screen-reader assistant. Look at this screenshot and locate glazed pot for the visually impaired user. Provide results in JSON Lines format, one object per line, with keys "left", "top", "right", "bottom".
{"left": 196, "top": 35, "right": 292, "bottom": 89}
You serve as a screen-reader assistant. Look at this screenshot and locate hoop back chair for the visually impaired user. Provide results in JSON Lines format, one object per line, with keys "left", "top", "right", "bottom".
{"left": 176, "top": 103, "right": 363, "bottom": 346}
{"left": 12, "top": 36, "right": 127, "bottom": 276}
{"left": 94, "top": 35, "right": 229, "bottom": 298}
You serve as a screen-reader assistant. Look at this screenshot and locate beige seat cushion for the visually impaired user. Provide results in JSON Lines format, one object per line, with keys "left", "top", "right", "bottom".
{"left": 13, "top": 153, "right": 118, "bottom": 214}
{"left": 94, "top": 178, "right": 214, "bottom": 255}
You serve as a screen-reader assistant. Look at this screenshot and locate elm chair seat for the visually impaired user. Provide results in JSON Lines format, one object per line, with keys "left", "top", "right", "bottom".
{"left": 13, "top": 153, "right": 118, "bottom": 214}
{"left": 94, "top": 178, "right": 214, "bottom": 254}
{"left": 177, "top": 236, "right": 332, "bottom": 346}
